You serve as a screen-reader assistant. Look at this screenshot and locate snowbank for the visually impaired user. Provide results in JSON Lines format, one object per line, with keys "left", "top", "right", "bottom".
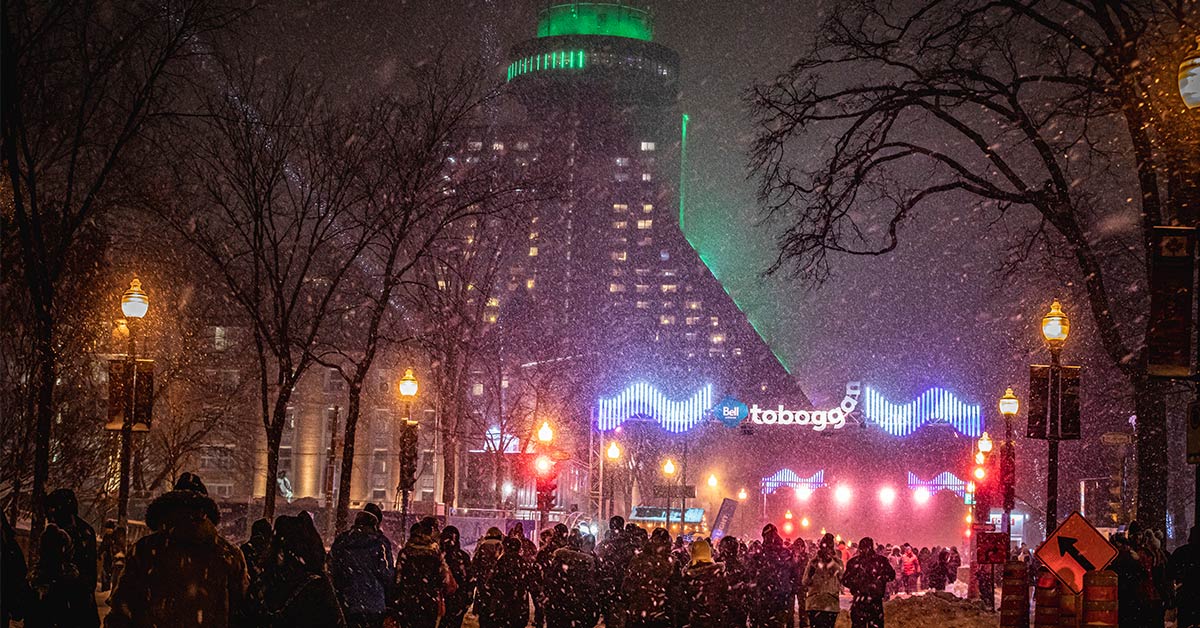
{"left": 833, "top": 592, "right": 997, "bottom": 628}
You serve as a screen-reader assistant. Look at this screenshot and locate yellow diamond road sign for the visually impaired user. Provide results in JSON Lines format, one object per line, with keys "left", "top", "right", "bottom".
{"left": 1035, "top": 512, "right": 1117, "bottom": 594}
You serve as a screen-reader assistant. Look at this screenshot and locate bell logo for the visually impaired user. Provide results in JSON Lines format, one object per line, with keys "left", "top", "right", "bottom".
{"left": 712, "top": 396, "right": 749, "bottom": 428}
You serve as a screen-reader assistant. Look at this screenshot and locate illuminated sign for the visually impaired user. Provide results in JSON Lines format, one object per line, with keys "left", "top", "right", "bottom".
{"left": 907, "top": 471, "right": 968, "bottom": 498}
{"left": 724, "top": 382, "right": 860, "bottom": 431}
{"left": 711, "top": 396, "right": 748, "bottom": 428}
{"left": 761, "top": 468, "right": 826, "bottom": 494}
{"left": 597, "top": 382, "right": 713, "bottom": 433}
{"left": 861, "top": 386, "right": 982, "bottom": 437}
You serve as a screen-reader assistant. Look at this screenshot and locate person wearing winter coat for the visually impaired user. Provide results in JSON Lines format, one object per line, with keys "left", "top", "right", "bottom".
{"left": 241, "top": 518, "right": 273, "bottom": 584}
{"left": 26, "top": 523, "right": 100, "bottom": 628}
{"left": 926, "top": 550, "right": 951, "bottom": 591}
{"left": 1169, "top": 526, "right": 1200, "bottom": 628}
{"left": 472, "top": 527, "right": 505, "bottom": 596}
{"left": 439, "top": 526, "right": 473, "bottom": 628}
{"left": 1108, "top": 534, "right": 1144, "bottom": 627}
{"left": 597, "top": 517, "right": 636, "bottom": 628}
{"left": 477, "top": 536, "right": 535, "bottom": 628}
{"left": 330, "top": 511, "right": 392, "bottom": 628}
{"left": 45, "top": 488, "right": 98, "bottom": 614}
{"left": 257, "top": 514, "right": 345, "bottom": 628}
{"left": 843, "top": 538, "right": 894, "bottom": 628}
{"left": 946, "top": 546, "right": 962, "bottom": 584}
{"left": 106, "top": 480, "right": 248, "bottom": 628}
{"left": 682, "top": 539, "right": 728, "bottom": 628}
{"left": 624, "top": 528, "right": 675, "bottom": 628}
{"left": 544, "top": 531, "right": 600, "bottom": 628}
{"left": 750, "top": 525, "right": 795, "bottom": 628}
{"left": 717, "top": 535, "right": 750, "bottom": 628}
{"left": 898, "top": 546, "right": 921, "bottom": 594}
{"left": 802, "top": 534, "right": 843, "bottom": 628}
{"left": 394, "top": 520, "right": 454, "bottom": 628}
{"left": 790, "top": 538, "right": 810, "bottom": 628}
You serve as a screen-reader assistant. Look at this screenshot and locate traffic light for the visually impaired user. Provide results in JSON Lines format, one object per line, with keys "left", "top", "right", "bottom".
{"left": 1107, "top": 470, "right": 1123, "bottom": 525}
{"left": 398, "top": 422, "right": 418, "bottom": 492}
{"left": 534, "top": 454, "right": 557, "bottom": 512}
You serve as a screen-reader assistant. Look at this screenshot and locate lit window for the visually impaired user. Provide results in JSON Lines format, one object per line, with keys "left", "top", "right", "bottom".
{"left": 615, "top": 157, "right": 630, "bottom": 166}
{"left": 635, "top": 268, "right": 651, "bottom": 276}
{"left": 487, "top": 297, "right": 500, "bottom": 307}
{"left": 492, "top": 142, "right": 505, "bottom": 151}
{"left": 213, "top": 326, "right": 228, "bottom": 351}
{"left": 637, "top": 219, "right": 653, "bottom": 230}
{"left": 661, "top": 284, "right": 678, "bottom": 293}
{"left": 613, "top": 203, "right": 628, "bottom": 212}
{"left": 640, "top": 141, "right": 656, "bottom": 151}
{"left": 660, "top": 250, "right": 670, "bottom": 261}
{"left": 686, "top": 316, "right": 700, "bottom": 325}
{"left": 615, "top": 173, "right": 630, "bottom": 182}
{"left": 612, "top": 221, "right": 628, "bottom": 229}
{"left": 515, "top": 141, "right": 530, "bottom": 151}
{"left": 609, "top": 283, "right": 626, "bottom": 293}
{"left": 662, "top": 302, "right": 674, "bottom": 309}
{"left": 529, "top": 246, "right": 538, "bottom": 257}
{"left": 661, "top": 269, "right": 677, "bottom": 277}
{"left": 710, "top": 333, "right": 726, "bottom": 344}
{"left": 687, "top": 301, "right": 701, "bottom": 310}
{"left": 635, "top": 284, "right": 650, "bottom": 294}
{"left": 636, "top": 301, "right": 651, "bottom": 309}
{"left": 733, "top": 347, "right": 744, "bottom": 357}
{"left": 529, "top": 231, "right": 538, "bottom": 239}
{"left": 686, "top": 332, "right": 697, "bottom": 342}
{"left": 638, "top": 237, "right": 652, "bottom": 246}
{"left": 641, "top": 173, "right": 652, "bottom": 181}
{"left": 711, "top": 316, "right": 720, "bottom": 326}
{"left": 484, "top": 313, "right": 498, "bottom": 324}
{"left": 643, "top": 204, "right": 653, "bottom": 213}
{"left": 525, "top": 279, "right": 535, "bottom": 290}
{"left": 468, "top": 141, "right": 482, "bottom": 151}
{"left": 437, "top": 280, "right": 447, "bottom": 290}
{"left": 660, "top": 315, "right": 676, "bottom": 325}
{"left": 611, "top": 251, "right": 627, "bottom": 261}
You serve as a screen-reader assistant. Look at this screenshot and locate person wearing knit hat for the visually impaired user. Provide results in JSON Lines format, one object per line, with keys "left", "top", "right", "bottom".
{"left": 683, "top": 539, "right": 726, "bottom": 628}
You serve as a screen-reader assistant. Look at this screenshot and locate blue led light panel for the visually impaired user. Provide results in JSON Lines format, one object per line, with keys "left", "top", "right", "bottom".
{"left": 861, "top": 387, "right": 982, "bottom": 437}
{"left": 597, "top": 382, "right": 713, "bottom": 433}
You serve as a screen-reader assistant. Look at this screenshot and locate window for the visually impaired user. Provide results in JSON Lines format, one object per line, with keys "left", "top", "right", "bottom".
{"left": 213, "top": 326, "right": 228, "bottom": 351}
{"left": 615, "top": 157, "right": 630, "bottom": 166}
{"left": 487, "top": 297, "right": 500, "bottom": 307}
{"left": 643, "top": 203, "right": 654, "bottom": 213}
{"left": 637, "top": 237, "right": 653, "bottom": 246}
{"left": 372, "top": 488, "right": 388, "bottom": 501}
{"left": 612, "top": 203, "right": 628, "bottom": 212}
{"left": 199, "top": 445, "right": 234, "bottom": 471}
{"left": 635, "top": 284, "right": 650, "bottom": 294}
{"left": 525, "top": 279, "right": 535, "bottom": 290}
{"left": 612, "top": 221, "right": 628, "bottom": 229}
{"left": 686, "top": 316, "right": 701, "bottom": 326}
{"left": 662, "top": 301, "right": 674, "bottom": 309}
{"left": 640, "top": 141, "right": 656, "bottom": 151}
{"left": 528, "top": 246, "right": 539, "bottom": 257}
{"left": 660, "top": 315, "right": 676, "bottom": 325}
{"left": 660, "top": 250, "right": 670, "bottom": 261}
{"left": 686, "top": 332, "right": 697, "bottom": 342}
{"left": 472, "top": 383, "right": 484, "bottom": 396}
{"left": 733, "top": 347, "right": 744, "bottom": 357}
{"left": 635, "top": 268, "right": 651, "bottom": 277}
{"left": 611, "top": 251, "right": 627, "bottom": 262}
{"left": 211, "top": 484, "right": 233, "bottom": 498}
{"left": 515, "top": 141, "right": 530, "bottom": 151}
{"left": 615, "top": 173, "right": 630, "bottom": 182}
{"left": 711, "top": 316, "right": 720, "bottom": 326}
{"left": 484, "top": 312, "right": 498, "bottom": 324}
{"left": 661, "top": 284, "right": 678, "bottom": 293}
{"left": 661, "top": 269, "right": 677, "bottom": 277}
{"left": 636, "top": 301, "right": 651, "bottom": 309}
{"left": 687, "top": 301, "right": 702, "bottom": 310}
{"left": 529, "top": 231, "right": 539, "bottom": 240}
{"left": 324, "top": 368, "right": 344, "bottom": 393}
{"left": 609, "top": 283, "right": 626, "bottom": 293}
{"left": 641, "top": 172, "right": 652, "bottom": 181}
{"left": 279, "top": 446, "right": 294, "bottom": 474}
{"left": 372, "top": 450, "right": 388, "bottom": 475}
{"left": 492, "top": 141, "right": 505, "bottom": 151}
{"left": 637, "top": 219, "right": 653, "bottom": 230}
{"left": 710, "top": 333, "right": 726, "bottom": 344}
{"left": 468, "top": 141, "right": 482, "bottom": 151}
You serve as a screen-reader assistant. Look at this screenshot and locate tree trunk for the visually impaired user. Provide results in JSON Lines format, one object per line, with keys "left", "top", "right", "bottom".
{"left": 441, "top": 433, "right": 457, "bottom": 509}
{"left": 262, "top": 411, "right": 285, "bottom": 521}
{"left": 335, "top": 384, "right": 362, "bottom": 534}
{"left": 30, "top": 311, "right": 55, "bottom": 551}
{"left": 1132, "top": 375, "right": 1168, "bottom": 531}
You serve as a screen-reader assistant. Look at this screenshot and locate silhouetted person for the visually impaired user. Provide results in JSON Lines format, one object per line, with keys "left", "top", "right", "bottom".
{"left": 625, "top": 528, "right": 675, "bottom": 628}
{"left": 1170, "top": 526, "right": 1200, "bottom": 628}
{"left": 393, "top": 520, "right": 453, "bottom": 628}
{"left": 3, "top": 512, "right": 32, "bottom": 627}
{"left": 477, "top": 536, "right": 534, "bottom": 628}
{"left": 750, "top": 525, "right": 794, "bottom": 628}
{"left": 330, "top": 511, "right": 391, "bottom": 628}
{"left": 27, "top": 523, "right": 99, "bottom": 628}
{"left": 843, "top": 537, "right": 894, "bottom": 628}
{"left": 439, "top": 526, "right": 472, "bottom": 628}
{"left": 261, "top": 514, "right": 344, "bottom": 628}
{"left": 544, "top": 531, "right": 599, "bottom": 628}
{"left": 45, "top": 488, "right": 97, "bottom": 614}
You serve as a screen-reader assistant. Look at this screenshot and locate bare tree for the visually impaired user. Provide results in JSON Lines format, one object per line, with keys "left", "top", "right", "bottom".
{"left": 748, "top": 0, "right": 1197, "bottom": 530}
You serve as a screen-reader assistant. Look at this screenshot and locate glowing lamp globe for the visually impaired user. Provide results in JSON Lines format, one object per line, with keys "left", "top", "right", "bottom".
{"left": 662, "top": 459, "right": 677, "bottom": 476}
{"left": 398, "top": 368, "right": 419, "bottom": 398}
{"left": 1041, "top": 299, "right": 1070, "bottom": 348}
{"left": 914, "top": 487, "right": 931, "bottom": 504}
{"left": 537, "top": 421, "right": 554, "bottom": 443}
{"left": 834, "top": 485, "right": 852, "bottom": 504}
{"left": 120, "top": 278, "right": 149, "bottom": 319}
{"left": 999, "top": 388, "right": 1019, "bottom": 417}
{"left": 783, "top": 521, "right": 794, "bottom": 535}
{"left": 534, "top": 454, "right": 553, "bottom": 475}
{"left": 737, "top": 488, "right": 748, "bottom": 500}
{"left": 795, "top": 485, "right": 813, "bottom": 501}
{"left": 606, "top": 441, "right": 621, "bottom": 460}
{"left": 800, "top": 516, "right": 810, "bottom": 528}
{"left": 1181, "top": 36, "right": 1200, "bottom": 109}
{"left": 973, "top": 466, "right": 986, "bottom": 481}
{"left": 978, "top": 432, "right": 993, "bottom": 454}
{"left": 784, "top": 509, "right": 793, "bottom": 520}
{"left": 878, "top": 486, "right": 897, "bottom": 506}
{"left": 707, "top": 474, "right": 718, "bottom": 488}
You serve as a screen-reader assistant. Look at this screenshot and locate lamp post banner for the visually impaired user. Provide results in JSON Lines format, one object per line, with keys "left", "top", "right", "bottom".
{"left": 1147, "top": 226, "right": 1196, "bottom": 378}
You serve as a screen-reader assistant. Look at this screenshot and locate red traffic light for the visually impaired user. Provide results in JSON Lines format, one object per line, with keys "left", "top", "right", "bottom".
{"left": 534, "top": 454, "right": 554, "bottom": 475}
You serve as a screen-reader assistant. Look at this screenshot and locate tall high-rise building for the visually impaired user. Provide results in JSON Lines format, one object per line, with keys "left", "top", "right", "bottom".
{"left": 487, "top": 2, "right": 802, "bottom": 402}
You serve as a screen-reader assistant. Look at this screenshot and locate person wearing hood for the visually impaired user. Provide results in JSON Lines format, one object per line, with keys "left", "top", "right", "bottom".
{"left": 624, "top": 528, "right": 676, "bottom": 628}
{"left": 106, "top": 474, "right": 248, "bottom": 628}
{"left": 682, "top": 539, "right": 728, "bottom": 628}
{"left": 842, "top": 538, "right": 893, "bottom": 628}
{"left": 45, "top": 488, "right": 98, "bottom": 614}
{"left": 717, "top": 535, "right": 749, "bottom": 628}
{"left": 596, "top": 517, "right": 635, "bottom": 628}
{"left": 393, "top": 520, "right": 454, "bottom": 628}
{"left": 926, "top": 550, "right": 951, "bottom": 592}
{"left": 258, "top": 513, "right": 344, "bottom": 628}
{"left": 750, "top": 525, "right": 795, "bottom": 628}
{"left": 330, "top": 510, "right": 391, "bottom": 628}
{"left": 439, "top": 526, "right": 473, "bottom": 628}
{"left": 241, "top": 518, "right": 273, "bottom": 583}
{"left": 544, "top": 531, "right": 599, "bottom": 628}
{"left": 472, "top": 527, "right": 505, "bottom": 599}
{"left": 801, "top": 534, "right": 843, "bottom": 628}
{"left": 27, "top": 523, "right": 100, "bottom": 628}
{"left": 477, "top": 536, "right": 535, "bottom": 628}
{"left": 363, "top": 503, "right": 394, "bottom": 572}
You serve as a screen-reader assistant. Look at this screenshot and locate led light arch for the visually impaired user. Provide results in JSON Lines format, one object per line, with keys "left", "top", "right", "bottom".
{"left": 761, "top": 469, "right": 827, "bottom": 494}
{"left": 861, "top": 386, "right": 982, "bottom": 437}
{"left": 907, "top": 471, "right": 969, "bottom": 498}
{"left": 597, "top": 382, "right": 713, "bottom": 433}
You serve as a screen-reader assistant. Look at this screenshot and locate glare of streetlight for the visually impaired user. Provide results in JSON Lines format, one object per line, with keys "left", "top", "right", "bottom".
{"left": 973, "top": 466, "right": 987, "bottom": 481}
{"left": 606, "top": 441, "right": 621, "bottom": 460}
{"left": 834, "top": 485, "right": 851, "bottom": 504}
{"left": 707, "top": 473, "right": 718, "bottom": 488}
{"left": 120, "top": 278, "right": 149, "bottom": 319}
{"left": 977, "top": 432, "right": 993, "bottom": 454}
{"left": 1181, "top": 36, "right": 1200, "bottom": 109}
{"left": 784, "top": 509, "right": 793, "bottom": 520}
{"left": 998, "top": 388, "right": 1019, "bottom": 417}
{"left": 662, "top": 459, "right": 677, "bottom": 476}
{"left": 1041, "top": 299, "right": 1070, "bottom": 348}
{"left": 800, "top": 516, "right": 810, "bottom": 528}
{"left": 398, "top": 367, "right": 419, "bottom": 398}
{"left": 795, "top": 485, "right": 813, "bottom": 501}
{"left": 537, "top": 421, "right": 554, "bottom": 443}
{"left": 879, "top": 486, "right": 897, "bottom": 506}
{"left": 534, "top": 454, "right": 553, "bottom": 475}
{"left": 737, "top": 487, "right": 748, "bottom": 500}
{"left": 914, "top": 487, "right": 931, "bottom": 504}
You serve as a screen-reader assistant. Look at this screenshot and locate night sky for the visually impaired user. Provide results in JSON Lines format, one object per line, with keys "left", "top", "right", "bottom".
{"left": 248, "top": 0, "right": 1143, "bottom": 438}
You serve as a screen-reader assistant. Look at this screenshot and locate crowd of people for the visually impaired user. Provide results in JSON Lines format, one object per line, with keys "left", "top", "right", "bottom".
{"left": 2, "top": 472, "right": 1199, "bottom": 628}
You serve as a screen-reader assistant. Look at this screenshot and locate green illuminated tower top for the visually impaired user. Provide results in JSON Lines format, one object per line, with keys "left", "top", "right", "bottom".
{"left": 536, "top": 3, "right": 653, "bottom": 41}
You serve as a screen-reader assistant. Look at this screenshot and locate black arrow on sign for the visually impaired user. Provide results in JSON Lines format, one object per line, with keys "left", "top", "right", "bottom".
{"left": 1057, "top": 536, "right": 1096, "bottom": 571}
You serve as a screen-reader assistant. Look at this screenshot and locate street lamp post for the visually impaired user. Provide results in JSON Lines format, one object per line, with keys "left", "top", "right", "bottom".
{"left": 1041, "top": 299, "right": 1070, "bottom": 536}
{"left": 663, "top": 458, "right": 677, "bottom": 533}
{"left": 601, "top": 441, "right": 621, "bottom": 522}
{"left": 999, "top": 388, "right": 1020, "bottom": 539}
{"left": 117, "top": 279, "right": 149, "bottom": 528}
{"left": 397, "top": 367, "right": 418, "bottom": 541}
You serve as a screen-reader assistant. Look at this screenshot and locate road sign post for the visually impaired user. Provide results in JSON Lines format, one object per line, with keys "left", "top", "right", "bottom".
{"left": 1035, "top": 512, "right": 1117, "bottom": 595}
